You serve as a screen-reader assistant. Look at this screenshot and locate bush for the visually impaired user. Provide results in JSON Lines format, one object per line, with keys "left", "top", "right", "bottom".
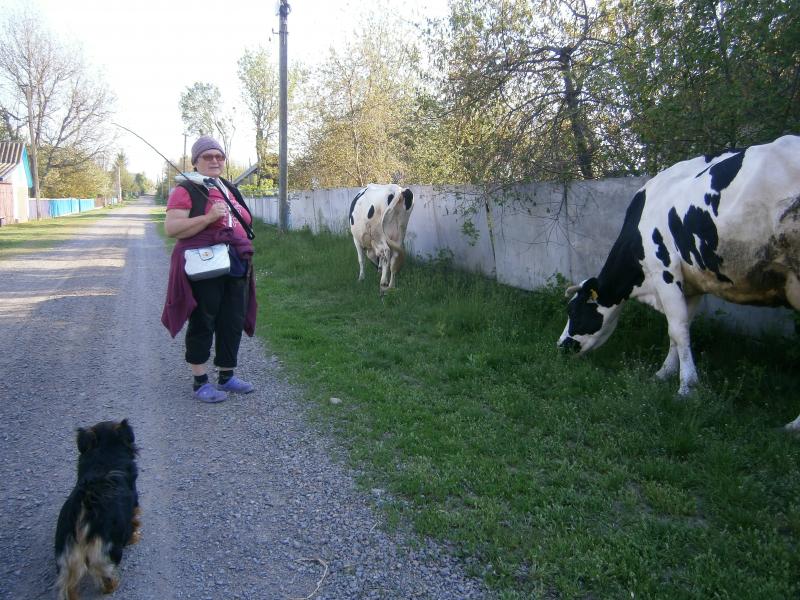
{"left": 240, "top": 183, "right": 276, "bottom": 197}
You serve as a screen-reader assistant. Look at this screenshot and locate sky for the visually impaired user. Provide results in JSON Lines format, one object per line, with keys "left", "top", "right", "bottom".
{"left": 1, "top": 0, "right": 449, "bottom": 182}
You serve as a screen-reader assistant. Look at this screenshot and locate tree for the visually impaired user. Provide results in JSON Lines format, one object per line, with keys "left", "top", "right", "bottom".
{"left": 0, "top": 10, "right": 115, "bottom": 195}
{"left": 132, "top": 173, "right": 152, "bottom": 195}
{"left": 238, "top": 47, "right": 280, "bottom": 186}
{"left": 179, "top": 82, "right": 220, "bottom": 136}
{"left": 293, "top": 16, "right": 420, "bottom": 188}
{"left": 612, "top": 0, "right": 800, "bottom": 172}
{"left": 425, "top": 0, "right": 632, "bottom": 184}
{"left": 112, "top": 151, "right": 136, "bottom": 198}
{"left": 179, "top": 82, "right": 236, "bottom": 176}
{"left": 40, "top": 151, "right": 112, "bottom": 198}
{"left": 0, "top": 104, "right": 23, "bottom": 141}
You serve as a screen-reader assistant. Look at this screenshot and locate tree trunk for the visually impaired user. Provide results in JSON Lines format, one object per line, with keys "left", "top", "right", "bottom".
{"left": 560, "top": 49, "right": 594, "bottom": 180}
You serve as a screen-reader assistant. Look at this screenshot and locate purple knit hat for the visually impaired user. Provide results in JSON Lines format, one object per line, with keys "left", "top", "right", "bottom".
{"left": 191, "top": 135, "right": 225, "bottom": 165}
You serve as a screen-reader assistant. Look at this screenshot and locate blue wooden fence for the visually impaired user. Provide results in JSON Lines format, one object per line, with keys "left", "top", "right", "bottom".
{"left": 28, "top": 197, "right": 118, "bottom": 220}
{"left": 47, "top": 198, "right": 96, "bottom": 217}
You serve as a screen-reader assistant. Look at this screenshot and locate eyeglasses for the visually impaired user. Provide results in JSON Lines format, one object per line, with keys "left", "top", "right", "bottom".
{"left": 199, "top": 153, "right": 225, "bottom": 162}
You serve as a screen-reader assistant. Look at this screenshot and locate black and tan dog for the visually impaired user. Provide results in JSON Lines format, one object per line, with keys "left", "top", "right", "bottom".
{"left": 54, "top": 419, "right": 141, "bottom": 600}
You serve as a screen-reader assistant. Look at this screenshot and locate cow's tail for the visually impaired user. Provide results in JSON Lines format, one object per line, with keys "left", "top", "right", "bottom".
{"left": 381, "top": 194, "right": 407, "bottom": 258}
{"left": 385, "top": 234, "right": 405, "bottom": 256}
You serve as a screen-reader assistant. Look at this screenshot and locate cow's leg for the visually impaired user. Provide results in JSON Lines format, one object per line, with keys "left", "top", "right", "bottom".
{"left": 783, "top": 275, "right": 800, "bottom": 429}
{"left": 656, "top": 295, "right": 700, "bottom": 381}
{"left": 386, "top": 250, "right": 405, "bottom": 290}
{"left": 353, "top": 239, "right": 367, "bottom": 281}
{"left": 655, "top": 340, "right": 679, "bottom": 380}
{"left": 671, "top": 321, "right": 698, "bottom": 396}
{"left": 379, "top": 250, "right": 391, "bottom": 291}
{"left": 785, "top": 272, "right": 800, "bottom": 310}
{"left": 656, "top": 288, "right": 699, "bottom": 395}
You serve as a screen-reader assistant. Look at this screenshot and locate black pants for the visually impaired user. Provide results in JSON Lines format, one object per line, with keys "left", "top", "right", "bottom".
{"left": 185, "top": 275, "right": 247, "bottom": 369}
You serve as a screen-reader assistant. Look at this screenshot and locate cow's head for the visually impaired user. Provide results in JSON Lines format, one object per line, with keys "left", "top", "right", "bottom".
{"left": 557, "top": 278, "right": 623, "bottom": 355}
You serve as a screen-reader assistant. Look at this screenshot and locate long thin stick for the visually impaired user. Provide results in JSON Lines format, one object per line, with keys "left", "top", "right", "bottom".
{"left": 111, "top": 122, "right": 190, "bottom": 180}
{"left": 290, "top": 557, "right": 329, "bottom": 600}
{"left": 114, "top": 122, "right": 255, "bottom": 239}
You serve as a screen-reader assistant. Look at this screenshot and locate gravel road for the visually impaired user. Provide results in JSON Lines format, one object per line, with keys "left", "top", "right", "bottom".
{"left": 0, "top": 197, "right": 490, "bottom": 600}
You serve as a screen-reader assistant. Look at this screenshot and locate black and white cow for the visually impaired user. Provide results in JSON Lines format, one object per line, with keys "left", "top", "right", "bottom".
{"left": 349, "top": 183, "right": 414, "bottom": 294}
{"left": 557, "top": 135, "right": 800, "bottom": 430}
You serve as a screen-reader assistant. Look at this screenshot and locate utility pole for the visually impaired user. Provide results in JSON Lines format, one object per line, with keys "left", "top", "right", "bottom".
{"left": 23, "top": 85, "right": 41, "bottom": 220}
{"left": 278, "top": 0, "right": 290, "bottom": 231}
{"left": 117, "top": 164, "right": 122, "bottom": 205}
{"left": 183, "top": 132, "right": 188, "bottom": 173}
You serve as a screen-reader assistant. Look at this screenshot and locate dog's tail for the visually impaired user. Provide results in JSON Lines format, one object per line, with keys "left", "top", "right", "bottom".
{"left": 55, "top": 491, "right": 121, "bottom": 600}
{"left": 54, "top": 504, "right": 91, "bottom": 600}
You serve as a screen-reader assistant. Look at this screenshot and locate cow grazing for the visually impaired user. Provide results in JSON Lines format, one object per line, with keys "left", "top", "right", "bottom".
{"left": 349, "top": 183, "right": 414, "bottom": 294}
{"left": 557, "top": 135, "right": 800, "bottom": 430}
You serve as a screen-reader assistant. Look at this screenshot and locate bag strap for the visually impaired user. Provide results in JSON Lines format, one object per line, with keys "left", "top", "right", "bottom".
{"left": 179, "top": 178, "right": 256, "bottom": 240}
{"left": 208, "top": 178, "right": 256, "bottom": 240}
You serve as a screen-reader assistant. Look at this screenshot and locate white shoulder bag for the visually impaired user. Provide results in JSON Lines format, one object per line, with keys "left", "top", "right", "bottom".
{"left": 184, "top": 243, "right": 230, "bottom": 281}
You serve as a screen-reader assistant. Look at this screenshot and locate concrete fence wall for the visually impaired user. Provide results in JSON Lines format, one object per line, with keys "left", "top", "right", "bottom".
{"left": 246, "top": 194, "right": 280, "bottom": 225}
{"left": 246, "top": 179, "right": 796, "bottom": 337}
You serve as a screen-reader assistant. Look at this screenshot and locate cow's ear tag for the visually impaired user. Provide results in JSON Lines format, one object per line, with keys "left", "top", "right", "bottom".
{"left": 590, "top": 289, "right": 598, "bottom": 301}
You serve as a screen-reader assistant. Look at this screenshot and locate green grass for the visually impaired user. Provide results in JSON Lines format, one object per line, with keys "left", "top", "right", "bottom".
{"left": 0, "top": 203, "right": 130, "bottom": 259}
{"left": 252, "top": 223, "right": 800, "bottom": 599}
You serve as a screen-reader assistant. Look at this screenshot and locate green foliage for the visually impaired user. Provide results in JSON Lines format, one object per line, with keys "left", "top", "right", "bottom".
{"left": 237, "top": 46, "right": 287, "bottom": 187}
{"left": 132, "top": 172, "right": 153, "bottom": 195}
{"left": 613, "top": 0, "right": 800, "bottom": 171}
{"left": 239, "top": 183, "right": 275, "bottom": 197}
{"left": 39, "top": 148, "right": 112, "bottom": 198}
{"left": 288, "top": 0, "right": 799, "bottom": 187}
{"left": 179, "top": 82, "right": 222, "bottom": 137}
{"left": 419, "top": 0, "right": 636, "bottom": 183}
{"left": 179, "top": 82, "right": 236, "bottom": 166}
{"left": 251, "top": 223, "right": 800, "bottom": 599}
{"left": 291, "top": 12, "right": 420, "bottom": 188}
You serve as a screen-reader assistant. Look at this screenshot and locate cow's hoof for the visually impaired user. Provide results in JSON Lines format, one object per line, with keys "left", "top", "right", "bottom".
{"left": 654, "top": 368, "right": 676, "bottom": 380}
{"left": 784, "top": 416, "right": 800, "bottom": 432}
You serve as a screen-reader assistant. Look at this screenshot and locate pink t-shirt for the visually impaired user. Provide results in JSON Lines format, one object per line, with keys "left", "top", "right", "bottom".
{"left": 167, "top": 184, "right": 252, "bottom": 240}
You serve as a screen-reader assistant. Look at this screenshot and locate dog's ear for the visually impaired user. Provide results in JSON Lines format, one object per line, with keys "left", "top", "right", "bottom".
{"left": 76, "top": 427, "right": 97, "bottom": 454}
{"left": 116, "top": 419, "right": 135, "bottom": 446}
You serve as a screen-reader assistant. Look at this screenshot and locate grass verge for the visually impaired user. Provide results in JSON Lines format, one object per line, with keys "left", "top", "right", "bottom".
{"left": 252, "top": 222, "right": 799, "bottom": 599}
{"left": 0, "top": 203, "right": 129, "bottom": 259}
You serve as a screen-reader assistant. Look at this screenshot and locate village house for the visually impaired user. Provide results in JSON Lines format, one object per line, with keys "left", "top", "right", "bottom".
{"left": 0, "top": 142, "right": 33, "bottom": 224}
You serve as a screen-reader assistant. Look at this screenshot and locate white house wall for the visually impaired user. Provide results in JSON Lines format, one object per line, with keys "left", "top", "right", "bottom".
{"left": 11, "top": 162, "right": 30, "bottom": 222}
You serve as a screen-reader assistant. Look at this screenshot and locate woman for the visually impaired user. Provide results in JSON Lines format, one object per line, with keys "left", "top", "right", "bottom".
{"left": 161, "top": 135, "right": 257, "bottom": 403}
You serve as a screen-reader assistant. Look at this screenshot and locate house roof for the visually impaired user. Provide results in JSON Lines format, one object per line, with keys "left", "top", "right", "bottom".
{"left": 0, "top": 142, "right": 26, "bottom": 181}
{"left": 233, "top": 163, "right": 258, "bottom": 185}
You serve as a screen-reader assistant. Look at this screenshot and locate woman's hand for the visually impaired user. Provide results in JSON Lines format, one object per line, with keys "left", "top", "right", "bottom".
{"left": 206, "top": 201, "right": 227, "bottom": 223}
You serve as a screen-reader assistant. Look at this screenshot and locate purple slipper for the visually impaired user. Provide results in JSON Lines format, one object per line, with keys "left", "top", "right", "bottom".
{"left": 217, "top": 376, "right": 254, "bottom": 394}
{"left": 194, "top": 382, "right": 228, "bottom": 403}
